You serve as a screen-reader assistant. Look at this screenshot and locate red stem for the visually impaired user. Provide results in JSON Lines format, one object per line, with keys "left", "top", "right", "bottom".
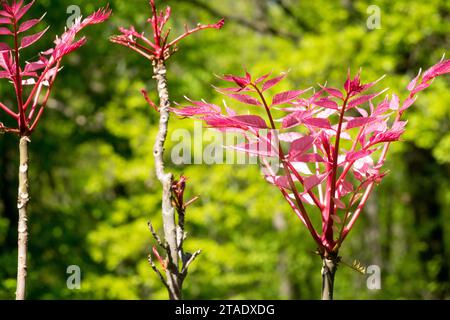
{"left": 27, "top": 81, "right": 44, "bottom": 122}
{"left": 113, "top": 41, "right": 154, "bottom": 60}
{"left": 150, "top": 0, "right": 161, "bottom": 46}
{"left": 12, "top": 17, "right": 26, "bottom": 134}
{"left": 323, "top": 94, "right": 350, "bottom": 245}
{"left": 23, "top": 62, "right": 53, "bottom": 111}
{"left": 29, "top": 61, "right": 61, "bottom": 132}
{"left": 0, "top": 102, "right": 18, "bottom": 119}
{"left": 341, "top": 112, "right": 402, "bottom": 241}
{"left": 285, "top": 161, "right": 323, "bottom": 210}
{"left": 261, "top": 157, "right": 321, "bottom": 244}
{"left": 253, "top": 84, "right": 322, "bottom": 247}
{"left": 335, "top": 124, "right": 366, "bottom": 186}
{"left": 167, "top": 23, "right": 222, "bottom": 48}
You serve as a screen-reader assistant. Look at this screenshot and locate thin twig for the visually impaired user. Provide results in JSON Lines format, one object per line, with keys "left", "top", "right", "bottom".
{"left": 148, "top": 221, "right": 166, "bottom": 249}
{"left": 181, "top": 249, "right": 202, "bottom": 277}
{"left": 148, "top": 255, "right": 170, "bottom": 290}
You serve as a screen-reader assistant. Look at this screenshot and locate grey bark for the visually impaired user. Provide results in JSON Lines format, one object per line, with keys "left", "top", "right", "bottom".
{"left": 16, "top": 136, "right": 30, "bottom": 300}
{"left": 321, "top": 255, "right": 338, "bottom": 300}
{"left": 152, "top": 60, "right": 182, "bottom": 300}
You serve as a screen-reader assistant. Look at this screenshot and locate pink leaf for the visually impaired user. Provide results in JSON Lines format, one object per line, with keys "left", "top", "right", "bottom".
{"left": 16, "top": 1, "right": 35, "bottom": 21}
{"left": 213, "top": 18, "right": 225, "bottom": 29}
{"left": 281, "top": 113, "right": 300, "bottom": 129}
{"left": 400, "top": 96, "right": 417, "bottom": 113}
{"left": 13, "top": 1, "right": 25, "bottom": 12}
{"left": 345, "top": 149, "right": 376, "bottom": 162}
{"left": 337, "top": 180, "right": 353, "bottom": 198}
{"left": 230, "top": 115, "right": 268, "bottom": 129}
{"left": 20, "top": 26, "right": 49, "bottom": 49}
{"left": 422, "top": 59, "right": 450, "bottom": 82}
{"left": 0, "top": 27, "right": 12, "bottom": 35}
{"left": 272, "top": 90, "right": 307, "bottom": 106}
{"left": 278, "top": 132, "right": 303, "bottom": 142}
{"left": 245, "top": 71, "right": 251, "bottom": 83}
{"left": 358, "top": 75, "right": 386, "bottom": 95}
{"left": 289, "top": 136, "right": 315, "bottom": 159}
{"left": 368, "top": 121, "right": 407, "bottom": 146}
{"left": 0, "top": 50, "right": 13, "bottom": 74}
{"left": 222, "top": 75, "right": 248, "bottom": 88}
{"left": 215, "top": 86, "right": 251, "bottom": 93}
{"left": 303, "top": 117, "right": 332, "bottom": 129}
{"left": 355, "top": 107, "right": 368, "bottom": 117}
{"left": 389, "top": 94, "right": 399, "bottom": 110}
{"left": 291, "top": 153, "right": 325, "bottom": 163}
{"left": 18, "top": 15, "right": 44, "bottom": 33}
{"left": 0, "top": 42, "right": 10, "bottom": 51}
{"left": 42, "top": 65, "right": 58, "bottom": 82}
{"left": 298, "top": 193, "right": 315, "bottom": 206}
{"left": 291, "top": 162, "right": 313, "bottom": 175}
{"left": 228, "top": 93, "right": 261, "bottom": 106}
{"left": 346, "top": 117, "right": 376, "bottom": 130}
{"left": 0, "top": 70, "right": 10, "bottom": 78}
{"left": 262, "top": 73, "right": 286, "bottom": 91}
{"left": 281, "top": 110, "right": 312, "bottom": 129}
{"left": 172, "top": 107, "right": 206, "bottom": 117}
{"left": 225, "top": 105, "right": 237, "bottom": 116}
{"left": 320, "top": 86, "right": 343, "bottom": 99}
{"left": 56, "top": 37, "right": 87, "bottom": 57}
{"left": 373, "top": 96, "right": 390, "bottom": 116}
{"left": 230, "top": 140, "right": 278, "bottom": 157}
{"left": 255, "top": 72, "right": 271, "bottom": 84}
{"left": 303, "top": 173, "right": 328, "bottom": 192}
{"left": 347, "top": 93, "right": 380, "bottom": 109}
{"left": 22, "top": 78, "right": 36, "bottom": 86}
{"left": 407, "top": 69, "right": 421, "bottom": 91}
{"left": 331, "top": 212, "right": 343, "bottom": 221}
{"left": 411, "top": 81, "right": 431, "bottom": 96}
{"left": 266, "top": 175, "right": 291, "bottom": 189}
{"left": 0, "top": 9, "right": 12, "bottom": 19}
{"left": 313, "top": 97, "right": 339, "bottom": 110}
{"left": 80, "top": 6, "right": 112, "bottom": 27}
{"left": 172, "top": 99, "right": 221, "bottom": 117}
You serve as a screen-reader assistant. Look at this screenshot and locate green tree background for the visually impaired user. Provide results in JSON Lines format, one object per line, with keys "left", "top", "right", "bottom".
{"left": 0, "top": 0, "right": 449, "bottom": 299}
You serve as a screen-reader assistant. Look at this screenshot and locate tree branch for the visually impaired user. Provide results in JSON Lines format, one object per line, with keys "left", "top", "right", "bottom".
{"left": 16, "top": 136, "right": 30, "bottom": 300}
{"left": 152, "top": 60, "right": 183, "bottom": 300}
{"left": 181, "top": 249, "right": 201, "bottom": 279}
{"left": 148, "top": 221, "right": 166, "bottom": 249}
{"left": 147, "top": 254, "right": 170, "bottom": 291}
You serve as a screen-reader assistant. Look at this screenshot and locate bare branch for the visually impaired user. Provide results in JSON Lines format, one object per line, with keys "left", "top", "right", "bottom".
{"left": 148, "top": 221, "right": 166, "bottom": 249}
{"left": 181, "top": 250, "right": 202, "bottom": 277}
{"left": 148, "top": 254, "right": 170, "bottom": 291}
{"left": 16, "top": 136, "right": 30, "bottom": 300}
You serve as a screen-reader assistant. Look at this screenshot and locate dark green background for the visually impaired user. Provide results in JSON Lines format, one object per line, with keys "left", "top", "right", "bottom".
{"left": 0, "top": 0, "right": 449, "bottom": 299}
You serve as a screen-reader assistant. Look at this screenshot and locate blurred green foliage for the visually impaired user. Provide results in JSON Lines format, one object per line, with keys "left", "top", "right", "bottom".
{"left": 0, "top": 0, "right": 449, "bottom": 299}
